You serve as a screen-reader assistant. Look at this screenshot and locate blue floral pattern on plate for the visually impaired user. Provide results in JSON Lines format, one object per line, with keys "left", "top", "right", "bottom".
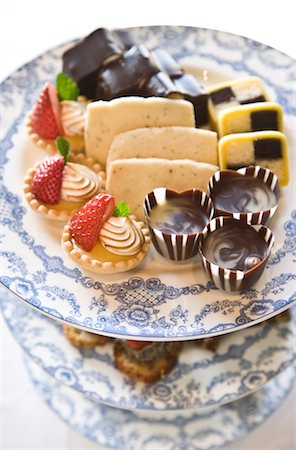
{"left": 25, "top": 356, "right": 295, "bottom": 450}
{"left": 1, "top": 292, "right": 295, "bottom": 411}
{"left": 0, "top": 26, "right": 295, "bottom": 339}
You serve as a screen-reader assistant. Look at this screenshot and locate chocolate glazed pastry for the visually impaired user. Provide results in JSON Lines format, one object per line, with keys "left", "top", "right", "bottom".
{"left": 95, "top": 45, "right": 159, "bottom": 100}
{"left": 63, "top": 28, "right": 123, "bottom": 98}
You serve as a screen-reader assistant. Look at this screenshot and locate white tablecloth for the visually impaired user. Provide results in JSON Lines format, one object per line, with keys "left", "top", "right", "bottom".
{"left": 1, "top": 2, "right": 295, "bottom": 448}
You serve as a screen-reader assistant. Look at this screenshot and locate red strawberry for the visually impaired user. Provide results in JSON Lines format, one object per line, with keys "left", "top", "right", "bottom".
{"left": 70, "top": 194, "right": 115, "bottom": 252}
{"left": 31, "top": 156, "right": 64, "bottom": 204}
{"left": 31, "top": 82, "right": 63, "bottom": 139}
{"left": 126, "top": 340, "right": 152, "bottom": 351}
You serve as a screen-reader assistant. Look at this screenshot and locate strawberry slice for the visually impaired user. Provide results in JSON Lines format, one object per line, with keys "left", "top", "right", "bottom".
{"left": 31, "top": 82, "right": 63, "bottom": 139}
{"left": 31, "top": 156, "right": 64, "bottom": 204}
{"left": 70, "top": 194, "right": 115, "bottom": 252}
{"left": 126, "top": 340, "right": 152, "bottom": 351}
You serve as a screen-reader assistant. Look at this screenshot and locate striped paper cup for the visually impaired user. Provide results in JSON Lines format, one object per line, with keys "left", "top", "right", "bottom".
{"left": 144, "top": 188, "right": 215, "bottom": 261}
{"left": 199, "top": 216, "right": 274, "bottom": 292}
{"left": 208, "top": 166, "right": 280, "bottom": 225}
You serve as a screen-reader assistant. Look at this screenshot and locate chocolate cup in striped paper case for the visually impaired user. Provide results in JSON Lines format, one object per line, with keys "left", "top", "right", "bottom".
{"left": 199, "top": 216, "right": 274, "bottom": 292}
{"left": 208, "top": 166, "right": 280, "bottom": 225}
{"left": 144, "top": 188, "right": 215, "bottom": 261}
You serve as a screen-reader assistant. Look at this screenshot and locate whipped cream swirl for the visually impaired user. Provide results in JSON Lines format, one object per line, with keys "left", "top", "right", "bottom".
{"left": 60, "top": 100, "right": 87, "bottom": 136}
{"left": 99, "top": 216, "right": 144, "bottom": 256}
{"left": 61, "top": 163, "right": 100, "bottom": 202}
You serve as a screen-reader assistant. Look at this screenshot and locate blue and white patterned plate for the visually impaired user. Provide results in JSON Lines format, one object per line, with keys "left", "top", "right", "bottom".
{"left": 1, "top": 291, "right": 295, "bottom": 411}
{"left": 25, "top": 355, "right": 295, "bottom": 450}
{"left": 1, "top": 26, "right": 295, "bottom": 340}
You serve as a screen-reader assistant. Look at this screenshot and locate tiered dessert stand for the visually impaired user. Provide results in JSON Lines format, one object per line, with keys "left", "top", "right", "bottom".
{"left": 1, "top": 26, "right": 295, "bottom": 449}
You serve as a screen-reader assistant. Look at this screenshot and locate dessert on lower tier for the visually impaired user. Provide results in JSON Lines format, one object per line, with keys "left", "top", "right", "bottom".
{"left": 63, "top": 324, "right": 110, "bottom": 348}
{"left": 107, "top": 158, "right": 218, "bottom": 221}
{"left": 207, "top": 77, "right": 270, "bottom": 128}
{"left": 107, "top": 126, "right": 218, "bottom": 174}
{"left": 84, "top": 97, "right": 196, "bottom": 167}
{"left": 24, "top": 138, "right": 104, "bottom": 221}
{"left": 208, "top": 166, "right": 280, "bottom": 225}
{"left": 217, "top": 102, "right": 283, "bottom": 137}
{"left": 218, "top": 130, "right": 289, "bottom": 186}
{"left": 114, "top": 340, "right": 183, "bottom": 383}
{"left": 62, "top": 194, "right": 150, "bottom": 274}
{"left": 199, "top": 217, "right": 274, "bottom": 292}
{"left": 27, "top": 75, "right": 88, "bottom": 154}
{"left": 144, "top": 188, "right": 215, "bottom": 261}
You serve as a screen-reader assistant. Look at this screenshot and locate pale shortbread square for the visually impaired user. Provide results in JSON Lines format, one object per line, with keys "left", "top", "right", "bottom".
{"left": 85, "top": 97, "right": 196, "bottom": 167}
{"left": 107, "top": 158, "right": 218, "bottom": 221}
{"left": 107, "top": 126, "right": 218, "bottom": 174}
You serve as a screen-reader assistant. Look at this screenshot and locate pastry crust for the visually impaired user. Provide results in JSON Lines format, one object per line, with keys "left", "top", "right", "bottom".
{"left": 23, "top": 154, "right": 105, "bottom": 221}
{"left": 113, "top": 341, "right": 182, "bottom": 383}
{"left": 63, "top": 324, "right": 110, "bottom": 348}
{"left": 26, "top": 114, "right": 85, "bottom": 154}
{"left": 62, "top": 216, "right": 151, "bottom": 274}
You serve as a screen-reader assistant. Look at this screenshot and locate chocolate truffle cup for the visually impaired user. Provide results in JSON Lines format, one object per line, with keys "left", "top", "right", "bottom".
{"left": 144, "top": 188, "right": 215, "bottom": 261}
{"left": 199, "top": 216, "right": 274, "bottom": 292}
{"left": 208, "top": 165, "right": 280, "bottom": 225}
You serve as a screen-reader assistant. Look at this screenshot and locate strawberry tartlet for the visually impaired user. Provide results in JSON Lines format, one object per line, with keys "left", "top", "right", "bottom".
{"left": 27, "top": 74, "right": 88, "bottom": 154}
{"left": 114, "top": 340, "right": 183, "bottom": 383}
{"left": 62, "top": 194, "right": 150, "bottom": 273}
{"left": 23, "top": 137, "right": 105, "bottom": 221}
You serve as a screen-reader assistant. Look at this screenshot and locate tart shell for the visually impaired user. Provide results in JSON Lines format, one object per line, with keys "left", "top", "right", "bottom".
{"left": 61, "top": 216, "right": 151, "bottom": 274}
{"left": 63, "top": 324, "right": 110, "bottom": 348}
{"left": 113, "top": 341, "right": 182, "bottom": 383}
{"left": 23, "top": 153, "right": 105, "bottom": 221}
{"left": 26, "top": 114, "right": 85, "bottom": 155}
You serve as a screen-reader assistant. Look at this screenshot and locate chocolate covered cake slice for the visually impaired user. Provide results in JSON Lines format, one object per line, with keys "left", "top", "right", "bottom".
{"left": 142, "top": 72, "right": 209, "bottom": 126}
{"left": 63, "top": 28, "right": 123, "bottom": 98}
{"left": 208, "top": 77, "right": 270, "bottom": 127}
{"left": 95, "top": 45, "right": 159, "bottom": 100}
{"left": 218, "top": 102, "right": 283, "bottom": 136}
{"left": 218, "top": 131, "right": 289, "bottom": 186}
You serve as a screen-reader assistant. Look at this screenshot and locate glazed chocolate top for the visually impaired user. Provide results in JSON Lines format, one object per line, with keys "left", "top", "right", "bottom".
{"left": 202, "top": 222, "right": 268, "bottom": 271}
{"left": 211, "top": 174, "right": 277, "bottom": 213}
{"left": 149, "top": 198, "right": 208, "bottom": 234}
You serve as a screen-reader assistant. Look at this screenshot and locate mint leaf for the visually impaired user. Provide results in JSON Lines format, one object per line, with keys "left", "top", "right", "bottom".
{"left": 113, "top": 201, "right": 131, "bottom": 217}
{"left": 56, "top": 72, "right": 79, "bottom": 101}
{"left": 56, "top": 136, "right": 70, "bottom": 164}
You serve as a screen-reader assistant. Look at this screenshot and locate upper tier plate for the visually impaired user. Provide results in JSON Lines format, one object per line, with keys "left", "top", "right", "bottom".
{"left": 0, "top": 26, "right": 295, "bottom": 340}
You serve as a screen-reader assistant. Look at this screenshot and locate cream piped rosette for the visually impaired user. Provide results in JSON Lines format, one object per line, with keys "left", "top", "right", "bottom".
{"left": 23, "top": 153, "right": 105, "bottom": 221}
{"left": 99, "top": 216, "right": 145, "bottom": 256}
{"left": 62, "top": 214, "right": 150, "bottom": 274}
{"left": 60, "top": 98, "right": 87, "bottom": 136}
{"left": 61, "top": 162, "right": 100, "bottom": 203}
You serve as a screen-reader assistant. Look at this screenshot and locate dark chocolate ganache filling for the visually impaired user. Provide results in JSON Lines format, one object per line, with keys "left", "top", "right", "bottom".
{"left": 211, "top": 175, "right": 277, "bottom": 213}
{"left": 202, "top": 222, "right": 268, "bottom": 271}
{"left": 149, "top": 198, "right": 208, "bottom": 234}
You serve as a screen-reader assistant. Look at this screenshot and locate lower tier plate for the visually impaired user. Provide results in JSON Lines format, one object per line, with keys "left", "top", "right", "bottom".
{"left": 25, "top": 356, "right": 295, "bottom": 450}
{"left": 1, "top": 290, "right": 295, "bottom": 411}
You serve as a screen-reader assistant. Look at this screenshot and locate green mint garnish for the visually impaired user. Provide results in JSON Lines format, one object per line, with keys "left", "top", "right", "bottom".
{"left": 56, "top": 136, "right": 70, "bottom": 164}
{"left": 113, "top": 201, "right": 131, "bottom": 217}
{"left": 56, "top": 72, "right": 79, "bottom": 101}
